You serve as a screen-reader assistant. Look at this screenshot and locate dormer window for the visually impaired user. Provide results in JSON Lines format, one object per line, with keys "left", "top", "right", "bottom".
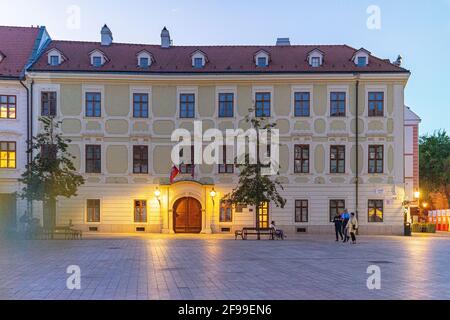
{"left": 191, "top": 50, "right": 207, "bottom": 69}
{"left": 139, "top": 57, "right": 149, "bottom": 68}
{"left": 254, "top": 50, "right": 270, "bottom": 68}
{"left": 89, "top": 49, "right": 108, "bottom": 67}
{"left": 357, "top": 56, "right": 367, "bottom": 67}
{"left": 46, "top": 48, "right": 66, "bottom": 66}
{"left": 50, "top": 55, "right": 60, "bottom": 66}
{"left": 257, "top": 57, "right": 267, "bottom": 68}
{"left": 93, "top": 56, "right": 102, "bottom": 67}
{"left": 352, "top": 48, "right": 370, "bottom": 67}
{"left": 307, "top": 48, "right": 324, "bottom": 67}
{"left": 136, "top": 50, "right": 153, "bottom": 69}
{"left": 311, "top": 57, "right": 321, "bottom": 67}
{"left": 194, "top": 57, "right": 203, "bottom": 69}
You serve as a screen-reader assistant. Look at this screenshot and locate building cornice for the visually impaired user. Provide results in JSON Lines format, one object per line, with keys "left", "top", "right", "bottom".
{"left": 26, "top": 71, "right": 410, "bottom": 82}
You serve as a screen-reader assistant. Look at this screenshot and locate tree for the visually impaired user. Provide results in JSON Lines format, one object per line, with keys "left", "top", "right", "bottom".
{"left": 419, "top": 130, "right": 450, "bottom": 207}
{"left": 19, "top": 117, "right": 85, "bottom": 229}
{"left": 224, "top": 110, "right": 286, "bottom": 239}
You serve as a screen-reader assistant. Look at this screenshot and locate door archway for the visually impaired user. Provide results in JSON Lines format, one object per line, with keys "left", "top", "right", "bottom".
{"left": 173, "top": 197, "right": 202, "bottom": 234}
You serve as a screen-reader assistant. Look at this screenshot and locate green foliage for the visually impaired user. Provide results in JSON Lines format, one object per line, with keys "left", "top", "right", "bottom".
{"left": 224, "top": 110, "right": 287, "bottom": 217}
{"left": 419, "top": 130, "right": 450, "bottom": 205}
{"left": 19, "top": 117, "right": 85, "bottom": 202}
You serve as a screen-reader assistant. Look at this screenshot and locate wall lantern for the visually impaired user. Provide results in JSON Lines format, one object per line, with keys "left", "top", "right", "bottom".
{"left": 155, "top": 187, "right": 161, "bottom": 206}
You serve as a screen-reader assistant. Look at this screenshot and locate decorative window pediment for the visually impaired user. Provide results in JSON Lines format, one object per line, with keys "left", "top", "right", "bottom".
{"left": 136, "top": 50, "right": 155, "bottom": 69}
{"left": 307, "top": 48, "right": 324, "bottom": 67}
{"left": 352, "top": 48, "right": 371, "bottom": 67}
{"left": 0, "top": 51, "right": 5, "bottom": 63}
{"left": 46, "top": 48, "right": 67, "bottom": 66}
{"left": 88, "top": 49, "right": 109, "bottom": 67}
{"left": 254, "top": 50, "right": 270, "bottom": 67}
{"left": 190, "top": 50, "right": 208, "bottom": 68}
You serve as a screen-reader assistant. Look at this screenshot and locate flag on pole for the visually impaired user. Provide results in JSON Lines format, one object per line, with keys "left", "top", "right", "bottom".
{"left": 170, "top": 165, "right": 180, "bottom": 184}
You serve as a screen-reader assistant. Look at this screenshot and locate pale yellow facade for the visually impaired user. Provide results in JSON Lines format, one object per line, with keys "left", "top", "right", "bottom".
{"left": 27, "top": 72, "right": 408, "bottom": 235}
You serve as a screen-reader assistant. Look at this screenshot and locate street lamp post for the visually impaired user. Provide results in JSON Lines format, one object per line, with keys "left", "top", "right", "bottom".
{"left": 414, "top": 190, "right": 421, "bottom": 222}
{"left": 210, "top": 188, "right": 216, "bottom": 233}
{"left": 155, "top": 187, "right": 162, "bottom": 230}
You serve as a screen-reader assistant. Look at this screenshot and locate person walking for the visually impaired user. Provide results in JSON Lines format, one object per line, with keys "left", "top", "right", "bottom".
{"left": 333, "top": 213, "right": 343, "bottom": 242}
{"left": 347, "top": 212, "right": 359, "bottom": 244}
{"left": 341, "top": 209, "right": 350, "bottom": 242}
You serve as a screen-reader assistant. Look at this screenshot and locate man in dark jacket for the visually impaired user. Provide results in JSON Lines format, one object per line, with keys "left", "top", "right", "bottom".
{"left": 333, "top": 213, "right": 343, "bottom": 242}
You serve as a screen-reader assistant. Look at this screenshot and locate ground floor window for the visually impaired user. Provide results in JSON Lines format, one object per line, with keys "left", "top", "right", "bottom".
{"left": 368, "top": 200, "right": 384, "bottom": 222}
{"left": 329, "top": 199, "right": 345, "bottom": 222}
{"left": 258, "top": 202, "right": 269, "bottom": 228}
{"left": 219, "top": 200, "right": 233, "bottom": 222}
{"left": 87, "top": 199, "right": 100, "bottom": 222}
{"left": 134, "top": 200, "right": 147, "bottom": 223}
{"left": 295, "top": 200, "right": 309, "bottom": 223}
{"left": 0, "top": 141, "right": 16, "bottom": 169}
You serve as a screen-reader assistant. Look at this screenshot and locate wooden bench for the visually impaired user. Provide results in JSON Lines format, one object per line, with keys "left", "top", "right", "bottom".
{"left": 39, "top": 226, "right": 83, "bottom": 240}
{"left": 235, "top": 228, "right": 275, "bottom": 240}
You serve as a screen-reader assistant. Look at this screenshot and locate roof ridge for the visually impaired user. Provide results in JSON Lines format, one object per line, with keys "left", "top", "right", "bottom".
{"left": 49, "top": 40, "right": 352, "bottom": 48}
{"left": 0, "top": 25, "right": 41, "bottom": 30}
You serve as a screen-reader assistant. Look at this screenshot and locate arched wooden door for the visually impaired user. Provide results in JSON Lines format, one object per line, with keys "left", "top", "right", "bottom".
{"left": 173, "top": 197, "right": 202, "bottom": 234}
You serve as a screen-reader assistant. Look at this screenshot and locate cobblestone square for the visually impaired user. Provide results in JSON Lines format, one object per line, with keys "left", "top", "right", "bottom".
{"left": 1, "top": 234, "right": 449, "bottom": 300}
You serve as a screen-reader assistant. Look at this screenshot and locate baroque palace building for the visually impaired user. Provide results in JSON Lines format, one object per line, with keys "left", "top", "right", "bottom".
{"left": 1, "top": 25, "right": 414, "bottom": 235}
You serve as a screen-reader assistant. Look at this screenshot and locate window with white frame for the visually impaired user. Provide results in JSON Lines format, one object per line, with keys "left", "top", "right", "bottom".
{"left": 92, "top": 56, "right": 102, "bottom": 67}
{"left": 90, "top": 50, "right": 107, "bottom": 67}
{"left": 311, "top": 57, "right": 321, "bottom": 67}
{"left": 191, "top": 51, "right": 207, "bottom": 69}
{"left": 139, "top": 57, "right": 149, "bottom": 68}
{"left": 257, "top": 57, "right": 267, "bottom": 67}
{"left": 50, "top": 55, "right": 60, "bottom": 66}
{"left": 46, "top": 49, "right": 64, "bottom": 66}
{"left": 330, "top": 92, "right": 346, "bottom": 117}
{"left": 307, "top": 49, "right": 324, "bottom": 67}
{"left": 87, "top": 199, "right": 101, "bottom": 223}
{"left": 137, "top": 51, "right": 152, "bottom": 69}
{"left": 352, "top": 49, "right": 370, "bottom": 67}
{"left": 357, "top": 56, "right": 367, "bottom": 67}
{"left": 180, "top": 93, "right": 195, "bottom": 118}
{"left": 194, "top": 57, "right": 203, "bottom": 69}
{"left": 254, "top": 51, "right": 270, "bottom": 67}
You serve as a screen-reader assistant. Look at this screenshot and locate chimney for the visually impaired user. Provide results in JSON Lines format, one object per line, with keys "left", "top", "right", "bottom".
{"left": 161, "top": 27, "right": 171, "bottom": 48}
{"left": 101, "top": 24, "right": 113, "bottom": 46}
{"left": 393, "top": 54, "right": 403, "bottom": 67}
{"left": 276, "top": 38, "right": 291, "bottom": 46}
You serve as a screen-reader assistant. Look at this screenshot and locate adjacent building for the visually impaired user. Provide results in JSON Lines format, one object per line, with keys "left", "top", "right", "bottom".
{"left": 404, "top": 106, "right": 421, "bottom": 217}
{"left": 0, "top": 26, "right": 50, "bottom": 233}
{"left": 2, "top": 25, "right": 417, "bottom": 235}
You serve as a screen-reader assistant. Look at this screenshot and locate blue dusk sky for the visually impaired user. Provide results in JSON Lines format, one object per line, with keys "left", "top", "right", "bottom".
{"left": 1, "top": 0, "right": 449, "bottom": 135}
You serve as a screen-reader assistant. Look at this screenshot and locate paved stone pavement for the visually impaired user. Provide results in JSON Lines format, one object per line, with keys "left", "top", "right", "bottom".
{"left": 1, "top": 233, "right": 450, "bottom": 300}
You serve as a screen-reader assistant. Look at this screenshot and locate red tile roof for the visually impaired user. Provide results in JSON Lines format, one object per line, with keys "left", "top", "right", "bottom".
{"left": 30, "top": 40, "right": 408, "bottom": 74}
{"left": 0, "top": 26, "right": 41, "bottom": 78}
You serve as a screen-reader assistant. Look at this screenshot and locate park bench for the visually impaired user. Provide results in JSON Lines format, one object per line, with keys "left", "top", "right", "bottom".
{"left": 235, "top": 227, "right": 276, "bottom": 240}
{"left": 39, "top": 226, "right": 83, "bottom": 240}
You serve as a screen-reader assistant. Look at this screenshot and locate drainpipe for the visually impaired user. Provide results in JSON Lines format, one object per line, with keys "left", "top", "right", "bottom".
{"left": 19, "top": 79, "right": 32, "bottom": 218}
{"left": 30, "top": 80, "right": 34, "bottom": 162}
{"left": 18, "top": 80, "right": 30, "bottom": 164}
{"left": 355, "top": 76, "right": 360, "bottom": 218}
